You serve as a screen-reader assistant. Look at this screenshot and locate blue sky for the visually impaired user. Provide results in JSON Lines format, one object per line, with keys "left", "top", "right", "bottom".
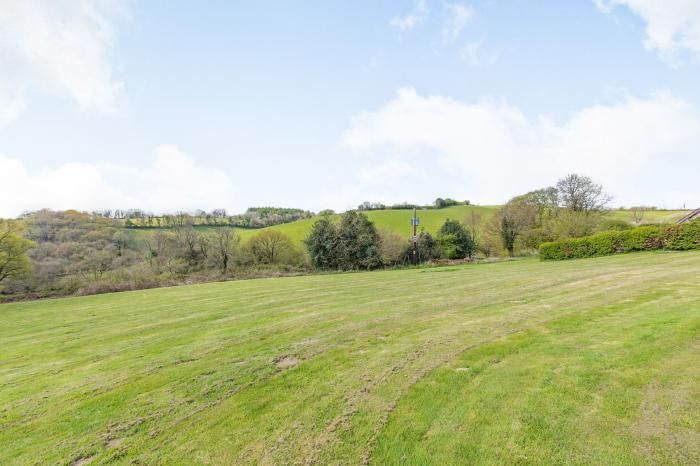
{"left": 1, "top": 0, "right": 699, "bottom": 216}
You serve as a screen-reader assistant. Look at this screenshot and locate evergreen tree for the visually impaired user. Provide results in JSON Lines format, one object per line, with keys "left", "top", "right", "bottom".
{"left": 304, "top": 215, "right": 339, "bottom": 269}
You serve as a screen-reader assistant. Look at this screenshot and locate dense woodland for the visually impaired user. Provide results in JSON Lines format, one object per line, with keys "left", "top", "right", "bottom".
{"left": 0, "top": 174, "right": 693, "bottom": 301}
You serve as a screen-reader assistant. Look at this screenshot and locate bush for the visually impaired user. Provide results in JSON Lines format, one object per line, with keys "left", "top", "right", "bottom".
{"left": 437, "top": 219, "right": 476, "bottom": 259}
{"left": 304, "top": 211, "right": 382, "bottom": 270}
{"left": 540, "top": 221, "right": 700, "bottom": 260}
{"left": 402, "top": 232, "right": 441, "bottom": 264}
{"left": 665, "top": 221, "right": 700, "bottom": 250}
{"left": 598, "top": 219, "right": 633, "bottom": 232}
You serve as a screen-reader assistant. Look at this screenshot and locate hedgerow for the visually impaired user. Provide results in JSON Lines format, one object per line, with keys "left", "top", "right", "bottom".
{"left": 540, "top": 221, "right": 700, "bottom": 260}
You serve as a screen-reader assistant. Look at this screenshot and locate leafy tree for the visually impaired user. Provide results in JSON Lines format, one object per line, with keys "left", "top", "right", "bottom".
{"left": 491, "top": 203, "right": 536, "bottom": 257}
{"left": 434, "top": 198, "right": 460, "bottom": 209}
{"left": 403, "top": 231, "right": 441, "bottom": 263}
{"left": 304, "top": 216, "right": 339, "bottom": 270}
{"left": 0, "top": 220, "right": 35, "bottom": 288}
{"left": 357, "top": 201, "right": 386, "bottom": 211}
{"left": 512, "top": 187, "right": 559, "bottom": 225}
{"left": 437, "top": 219, "right": 476, "bottom": 259}
{"left": 336, "top": 211, "right": 382, "bottom": 270}
{"left": 247, "top": 230, "right": 296, "bottom": 264}
{"left": 378, "top": 228, "right": 406, "bottom": 266}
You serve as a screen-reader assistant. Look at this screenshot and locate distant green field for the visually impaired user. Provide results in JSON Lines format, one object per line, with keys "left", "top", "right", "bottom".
{"left": 234, "top": 205, "right": 499, "bottom": 244}
{"left": 604, "top": 209, "right": 690, "bottom": 224}
{"left": 2, "top": 251, "right": 699, "bottom": 464}
{"left": 233, "top": 206, "right": 690, "bottom": 245}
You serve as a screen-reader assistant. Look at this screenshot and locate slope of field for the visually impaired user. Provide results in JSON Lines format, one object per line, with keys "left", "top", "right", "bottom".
{"left": 126, "top": 207, "right": 691, "bottom": 247}
{"left": 232, "top": 207, "right": 690, "bottom": 245}
{"left": 235, "top": 204, "right": 499, "bottom": 244}
{"left": 605, "top": 209, "right": 691, "bottom": 224}
{"left": 2, "top": 252, "right": 699, "bottom": 465}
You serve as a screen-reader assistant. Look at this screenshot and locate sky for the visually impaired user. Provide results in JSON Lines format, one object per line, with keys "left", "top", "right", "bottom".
{"left": 1, "top": 0, "right": 699, "bottom": 217}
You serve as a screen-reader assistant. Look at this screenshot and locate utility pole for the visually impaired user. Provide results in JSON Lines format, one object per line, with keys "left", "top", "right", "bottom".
{"left": 411, "top": 207, "right": 419, "bottom": 265}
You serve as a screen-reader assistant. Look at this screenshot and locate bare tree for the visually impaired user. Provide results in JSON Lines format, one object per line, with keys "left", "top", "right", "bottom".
{"left": 175, "top": 227, "right": 206, "bottom": 269}
{"left": 556, "top": 174, "right": 611, "bottom": 213}
{"left": 144, "top": 232, "right": 171, "bottom": 273}
{"left": 464, "top": 210, "right": 482, "bottom": 246}
{"left": 210, "top": 229, "right": 239, "bottom": 274}
{"left": 74, "top": 249, "right": 113, "bottom": 281}
{"left": 630, "top": 207, "right": 646, "bottom": 225}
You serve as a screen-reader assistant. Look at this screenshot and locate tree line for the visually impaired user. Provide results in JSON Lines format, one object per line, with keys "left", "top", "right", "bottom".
{"left": 77, "top": 207, "right": 313, "bottom": 229}
{"left": 357, "top": 198, "right": 470, "bottom": 211}
{"left": 0, "top": 174, "right": 663, "bottom": 301}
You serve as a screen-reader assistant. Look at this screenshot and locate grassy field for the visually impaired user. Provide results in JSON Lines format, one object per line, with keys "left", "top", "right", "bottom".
{"left": 2, "top": 251, "right": 699, "bottom": 465}
{"left": 232, "top": 205, "right": 499, "bottom": 244}
{"left": 234, "top": 207, "right": 691, "bottom": 245}
{"left": 605, "top": 209, "right": 691, "bottom": 224}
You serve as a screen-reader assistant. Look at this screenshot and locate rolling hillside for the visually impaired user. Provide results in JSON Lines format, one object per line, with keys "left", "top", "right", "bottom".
{"left": 2, "top": 251, "right": 699, "bottom": 465}
{"left": 232, "top": 206, "right": 691, "bottom": 245}
{"left": 234, "top": 205, "right": 498, "bottom": 244}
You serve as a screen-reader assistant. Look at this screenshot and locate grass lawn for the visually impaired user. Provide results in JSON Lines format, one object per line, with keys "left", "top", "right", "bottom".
{"left": 1, "top": 252, "right": 699, "bottom": 465}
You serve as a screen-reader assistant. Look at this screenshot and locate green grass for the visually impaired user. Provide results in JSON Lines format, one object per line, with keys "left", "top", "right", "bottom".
{"left": 230, "top": 206, "right": 690, "bottom": 245}
{"left": 234, "top": 205, "right": 499, "bottom": 244}
{"left": 605, "top": 209, "right": 691, "bottom": 224}
{"left": 2, "top": 251, "right": 699, "bottom": 465}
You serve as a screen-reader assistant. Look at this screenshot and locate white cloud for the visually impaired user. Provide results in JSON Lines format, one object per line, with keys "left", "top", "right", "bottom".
{"left": 0, "top": 0, "right": 125, "bottom": 118}
{"left": 390, "top": 0, "right": 429, "bottom": 31}
{"left": 0, "top": 145, "right": 236, "bottom": 217}
{"left": 342, "top": 88, "right": 700, "bottom": 208}
{"left": 442, "top": 3, "right": 474, "bottom": 44}
{"left": 458, "top": 40, "right": 500, "bottom": 66}
{"left": 0, "top": 87, "right": 26, "bottom": 123}
{"left": 595, "top": 0, "right": 700, "bottom": 59}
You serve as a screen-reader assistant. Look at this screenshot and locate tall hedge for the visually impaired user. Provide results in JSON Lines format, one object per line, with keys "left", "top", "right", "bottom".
{"left": 539, "top": 221, "right": 700, "bottom": 260}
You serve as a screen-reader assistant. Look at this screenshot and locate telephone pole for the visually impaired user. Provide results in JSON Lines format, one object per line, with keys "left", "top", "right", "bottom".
{"left": 411, "top": 207, "right": 419, "bottom": 265}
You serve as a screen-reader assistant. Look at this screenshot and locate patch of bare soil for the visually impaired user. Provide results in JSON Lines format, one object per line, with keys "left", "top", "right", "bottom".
{"left": 106, "top": 438, "right": 123, "bottom": 448}
{"left": 71, "top": 455, "right": 95, "bottom": 466}
{"left": 274, "top": 355, "right": 300, "bottom": 369}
